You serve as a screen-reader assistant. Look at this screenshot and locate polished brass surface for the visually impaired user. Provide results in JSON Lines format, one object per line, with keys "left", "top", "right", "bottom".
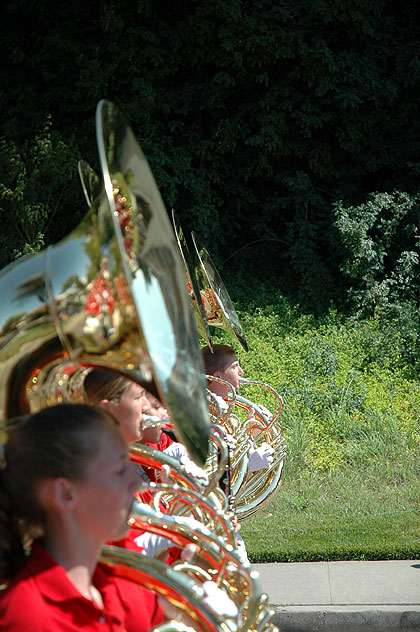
{"left": 0, "top": 189, "right": 154, "bottom": 419}
{"left": 123, "top": 499, "right": 278, "bottom": 632}
{"left": 0, "top": 101, "right": 210, "bottom": 465}
{"left": 171, "top": 210, "right": 212, "bottom": 349}
{"left": 100, "top": 545, "right": 225, "bottom": 632}
{"left": 191, "top": 233, "right": 248, "bottom": 352}
{"left": 78, "top": 159, "right": 102, "bottom": 207}
{"left": 0, "top": 99, "right": 282, "bottom": 632}
{"left": 205, "top": 376, "right": 286, "bottom": 520}
{"left": 96, "top": 100, "right": 210, "bottom": 464}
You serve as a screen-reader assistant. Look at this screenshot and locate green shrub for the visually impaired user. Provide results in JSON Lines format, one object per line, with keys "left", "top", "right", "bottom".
{"left": 0, "top": 119, "right": 82, "bottom": 269}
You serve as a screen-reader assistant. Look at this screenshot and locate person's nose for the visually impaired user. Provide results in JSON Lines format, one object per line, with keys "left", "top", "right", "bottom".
{"left": 239, "top": 365, "right": 244, "bottom": 376}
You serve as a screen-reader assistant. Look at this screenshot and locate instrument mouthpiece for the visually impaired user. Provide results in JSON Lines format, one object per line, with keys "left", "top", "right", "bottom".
{"left": 142, "top": 415, "right": 172, "bottom": 428}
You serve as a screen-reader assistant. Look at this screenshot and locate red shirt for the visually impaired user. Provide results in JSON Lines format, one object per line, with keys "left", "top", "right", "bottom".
{"left": 143, "top": 433, "right": 174, "bottom": 484}
{"left": 0, "top": 541, "right": 163, "bottom": 632}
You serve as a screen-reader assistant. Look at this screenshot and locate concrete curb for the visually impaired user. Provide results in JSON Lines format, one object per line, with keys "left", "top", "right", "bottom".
{"left": 252, "top": 560, "right": 420, "bottom": 631}
{"left": 271, "top": 606, "right": 420, "bottom": 631}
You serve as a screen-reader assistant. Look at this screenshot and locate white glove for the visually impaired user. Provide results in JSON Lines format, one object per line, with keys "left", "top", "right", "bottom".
{"left": 248, "top": 442, "right": 275, "bottom": 472}
{"left": 234, "top": 532, "right": 250, "bottom": 567}
{"left": 134, "top": 532, "right": 172, "bottom": 557}
{"left": 202, "top": 580, "right": 238, "bottom": 619}
{"left": 163, "top": 442, "right": 189, "bottom": 461}
{"left": 163, "top": 442, "right": 209, "bottom": 484}
{"left": 224, "top": 433, "right": 237, "bottom": 449}
{"left": 212, "top": 394, "right": 229, "bottom": 411}
{"left": 158, "top": 579, "right": 238, "bottom": 623}
{"left": 179, "top": 455, "right": 209, "bottom": 484}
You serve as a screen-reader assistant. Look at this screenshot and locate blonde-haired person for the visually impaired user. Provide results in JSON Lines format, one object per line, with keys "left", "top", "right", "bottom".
{"left": 83, "top": 369, "right": 204, "bottom": 559}
{"left": 83, "top": 370, "right": 149, "bottom": 444}
{"left": 0, "top": 404, "right": 164, "bottom": 632}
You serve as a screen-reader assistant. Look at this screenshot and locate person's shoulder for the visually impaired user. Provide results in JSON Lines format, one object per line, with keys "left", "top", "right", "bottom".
{"left": 158, "top": 432, "right": 173, "bottom": 449}
{"left": 0, "top": 572, "right": 47, "bottom": 630}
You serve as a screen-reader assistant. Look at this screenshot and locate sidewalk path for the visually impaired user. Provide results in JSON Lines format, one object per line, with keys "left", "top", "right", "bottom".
{"left": 252, "top": 559, "right": 420, "bottom": 631}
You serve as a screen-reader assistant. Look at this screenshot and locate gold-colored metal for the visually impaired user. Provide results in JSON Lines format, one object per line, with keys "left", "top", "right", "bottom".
{"left": 78, "top": 159, "right": 103, "bottom": 207}
{"left": 205, "top": 376, "right": 286, "bottom": 520}
{"left": 171, "top": 210, "right": 212, "bottom": 349}
{"left": 96, "top": 100, "right": 210, "bottom": 464}
{"left": 100, "top": 545, "right": 227, "bottom": 632}
{"left": 129, "top": 439, "right": 232, "bottom": 538}
{"left": 121, "top": 498, "right": 278, "bottom": 632}
{"left": 102, "top": 541, "right": 278, "bottom": 632}
{"left": 191, "top": 233, "right": 248, "bottom": 352}
{"left": 0, "top": 100, "right": 280, "bottom": 632}
{"left": 0, "top": 101, "right": 210, "bottom": 465}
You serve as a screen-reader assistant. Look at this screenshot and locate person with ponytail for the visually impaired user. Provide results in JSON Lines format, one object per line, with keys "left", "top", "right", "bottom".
{"left": 0, "top": 404, "right": 164, "bottom": 632}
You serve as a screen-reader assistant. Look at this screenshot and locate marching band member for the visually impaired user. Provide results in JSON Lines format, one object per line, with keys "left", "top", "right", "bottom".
{"left": 202, "top": 343, "right": 245, "bottom": 399}
{"left": 83, "top": 370, "right": 149, "bottom": 445}
{"left": 84, "top": 369, "right": 208, "bottom": 486}
{"left": 202, "top": 343, "right": 275, "bottom": 473}
{"left": 83, "top": 369, "right": 193, "bottom": 560}
{"left": 0, "top": 404, "right": 164, "bottom": 632}
{"left": 142, "top": 392, "right": 209, "bottom": 484}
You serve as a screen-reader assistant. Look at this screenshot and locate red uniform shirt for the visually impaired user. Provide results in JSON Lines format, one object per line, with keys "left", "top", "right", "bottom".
{"left": 143, "top": 432, "right": 174, "bottom": 484}
{"left": 0, "top": 541, "right": 163, "bottom": 632}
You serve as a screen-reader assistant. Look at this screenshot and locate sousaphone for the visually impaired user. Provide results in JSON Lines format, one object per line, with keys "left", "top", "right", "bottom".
{"left": 171, "top": 210, "right": 212, "bottom": 349}
{"left": 191, "top": 232, "right": 248, "bottom": 352}
{"left": 0, "top": 100, "right": 210, "bottom": 465}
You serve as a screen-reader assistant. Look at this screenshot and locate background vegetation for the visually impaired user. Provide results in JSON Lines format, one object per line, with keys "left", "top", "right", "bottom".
{"left": 1, "top": 1, "right": 420, "bottom": 314}
{"left": 213, "top": 287, "right": 420, "bottom": 561}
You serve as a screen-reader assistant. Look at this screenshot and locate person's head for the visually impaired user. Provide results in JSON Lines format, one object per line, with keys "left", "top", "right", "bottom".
{"left": 201, "top": 344, "right": 244, "bottom": 395}
{"left": 0, "top": 404, "right": 138, "bottom": 582}
{"left": 140, "top": 393, "right": 169, "bottom": 444}
{"left": 84, "top": 369, "right": 148, "bottom": 443}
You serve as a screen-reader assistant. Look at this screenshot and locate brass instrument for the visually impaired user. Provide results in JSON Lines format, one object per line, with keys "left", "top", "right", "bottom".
{"left": 101, "top": 543, "right": 277, "bottom": 632}
{"left": 237, "top": 377, "right": 284, "bottom": 439}
{"left": 78, "top": 159, "right": 103, "bottom": 207}
{"left": 171, "top": 210, "right": 212, "bottom": 350}
{"left": 205, "top": 376, "right": 286, "bottom": 520}
{"left": 0, "top": 100, "right": 210, "bottom": 465}
{"left": 125, "top": 500, "right": 276, "bottom": 632}
{"left": 0, "top": 100, "right": 279, "bottom": 632}
{"left": 191, "top": 232, "right": 248, "bottom": 352}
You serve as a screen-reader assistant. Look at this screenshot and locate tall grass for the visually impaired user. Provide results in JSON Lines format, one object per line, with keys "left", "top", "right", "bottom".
{"left": 211, "top": 288, "right": 420, "bottom": 561}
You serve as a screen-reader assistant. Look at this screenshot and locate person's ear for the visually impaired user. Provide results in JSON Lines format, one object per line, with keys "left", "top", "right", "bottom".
{"left": 99, "top": 398, "right": 111, "bottom": 410}
{"left": 39, "top": 477, "right": 79, "bottom": 512}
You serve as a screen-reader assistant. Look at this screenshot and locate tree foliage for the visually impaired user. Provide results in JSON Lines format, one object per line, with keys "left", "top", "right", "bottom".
{"left": 1, "top": 0, "right": 420, "bottom": 311}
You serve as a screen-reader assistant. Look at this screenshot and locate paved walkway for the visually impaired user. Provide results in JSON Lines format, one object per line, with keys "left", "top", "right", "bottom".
{"left": 252, "top": 560, "right": 420, "bottom": 631}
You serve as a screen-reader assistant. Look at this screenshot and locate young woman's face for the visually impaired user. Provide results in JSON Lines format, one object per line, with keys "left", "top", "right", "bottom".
{"left": 144, "top": 394, "right": 168, "bottom": 419}
{"left": 140, "top": 394, "right": 168, "bottom": 444}
{"left": 107, "top": 383, "right": 148, "bottom": 443}
{"left": 73, "top": 427, "right": 138, "bottom": 543}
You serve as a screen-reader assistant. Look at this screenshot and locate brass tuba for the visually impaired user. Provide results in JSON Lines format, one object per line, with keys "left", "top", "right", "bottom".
{"left": 171, "top": 210, "right": 212, "bottom": 350}
{"left": 0, "top": 100, "right": 210, "bottom": 465}
{"left": 191, "top": 232, "right": 248, "bottom": 352}
{"left": 0, "top": 100, "right": 279, "bottom": 632}
{"left": 205, "top": 376, "right": 286, "bottom": 521}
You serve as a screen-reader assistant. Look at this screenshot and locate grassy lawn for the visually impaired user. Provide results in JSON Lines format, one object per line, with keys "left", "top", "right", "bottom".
{"left": 213, "top": 285, "right": 420, "bottom": 562}
{"left": 241, "top": 465, "right": 420, "bottom": 562}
